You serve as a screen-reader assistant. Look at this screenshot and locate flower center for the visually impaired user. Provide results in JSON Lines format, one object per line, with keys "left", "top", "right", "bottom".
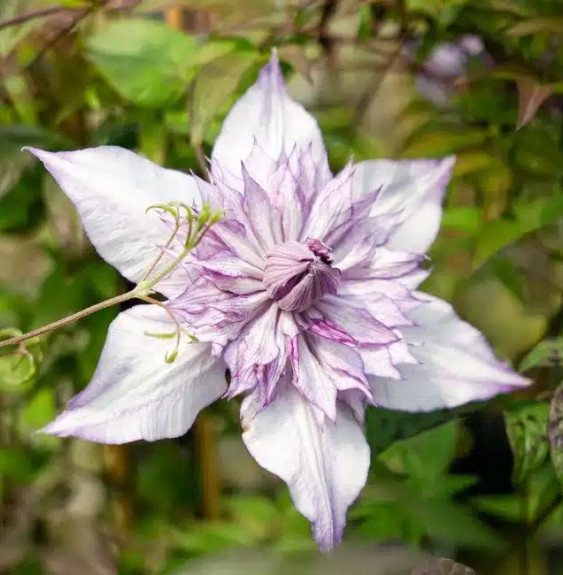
{"left": 263, "top": 238, "right": 341, "bottom": 312}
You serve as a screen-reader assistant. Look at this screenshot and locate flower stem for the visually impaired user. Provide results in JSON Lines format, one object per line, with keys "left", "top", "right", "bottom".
{"left": 0, "top": 290, "right": 137, "bottom": 350}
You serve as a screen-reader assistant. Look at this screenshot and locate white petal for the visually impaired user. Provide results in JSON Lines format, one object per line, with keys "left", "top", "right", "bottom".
{"left": 26, "top": 146, "right": 201, "bottom": 296}
{"left": 211, "top": 52, "right": 329, "bottom": 181}
{"left": 241, "top": 384, "right": 370, "bottom": 551}
{"left": 353, "top": 157, "right": 455, "bottom": 253}
{"left": 370, "top": 296, "right": 530, "bottom": 411}
{"left": 41, "top": 305, "right": 226, "bottom": 443}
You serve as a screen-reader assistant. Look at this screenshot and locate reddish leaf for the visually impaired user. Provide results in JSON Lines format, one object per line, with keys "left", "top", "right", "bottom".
{"left": 516, "top": 77, "right": 553, "bottom": 129}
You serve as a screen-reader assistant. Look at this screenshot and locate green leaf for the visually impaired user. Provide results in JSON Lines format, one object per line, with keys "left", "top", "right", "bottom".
{"left": 505, "top": 400, "right": 550, "bottom": 485}
{"left": 366, "top": 403, "right": 480, "bottom": 458}
{"left": 473, "top": 194, "right": 563, "bottom": 268}
{"left": 490, "top": 257, "right": 526, "bottom": 302}
{"left": 20, "top": 387, "right": 55, "bottom": 430}
{"left": 403, "top": 495, "right": 503, "bottom": 549}
{"left": 0, "top": 327, "right": 42, "bottom": 394}
{"left": 190, "top": 51, "right": 258, "bottom": 145}
{"left": 508, "top": 17, "right": 563, "bottom": 37}
{"left": 548, "top": 382, "right": 563, "bottom": 489}
{"left": 402, "top": 129, "right": 489, "bottom": 158}
{"left": 380, "top": 421, "right": 459, "bottom": 480}
{"left": 441, "top": 207, "right": 483, "bottom": 234}
{"left": 85, "top": 19, "right": 200, "bottom": 108}
{"left": 0, "top": 125, "right": 69, "bottom": 199}
{"left": 519, "top": 338, "right": 563, "bottom": 371}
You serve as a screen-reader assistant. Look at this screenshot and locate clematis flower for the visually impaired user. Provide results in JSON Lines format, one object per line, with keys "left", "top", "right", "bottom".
{"left": 414, "top": 35, "right": 486, "bottom": 107}
{"left": 27, "top": 52, "right": 528, "bottom": 551}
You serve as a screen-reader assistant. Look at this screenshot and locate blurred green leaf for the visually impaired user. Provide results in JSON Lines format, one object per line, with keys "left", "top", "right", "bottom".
{"left": 520, "top": 338, "right": 563, "bottom": 371}
{"left": 473, "top": 194, "right": 563, "bottom": 268}
{"left": 190, "top": 51, "right": 258, "bottom": 145}
{"left": 505, "top": 400, "right": 550, "bottom": 485}
{"left": 380, "top": 421, "right": 458, "bottom": 481}
{"left": 85, "top": 19, "right": 200, "bottom": 108}
{"left": 490, "top": 257, "right": 526, "bottom": 301}
{"left": 548, "top": 382, "right": 563, "bottom": 489}
{"left": 508, "top": 17, "right": 563, "bottom": 37}
{"left": 366, "top": 404, "right": 480, "bottom": 458}
{"left": 20, "top": 387, "right": 55, "bottom": 429}
{"left": 0, "top": 447, "right": 34, "bottom": 487}
{"left": 0, "top": 329, "right": 42, "bottom": 393}
{"left": 442, "top": 207, "right": 482, "bottom": 234}
{"left": 402, "top": 129, "right": 489, "bottom": 158}
{"left": 0, "top": 125, "right": 69, "bottom": 199}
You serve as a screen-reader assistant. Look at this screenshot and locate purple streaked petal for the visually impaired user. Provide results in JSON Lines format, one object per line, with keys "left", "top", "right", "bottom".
{"left": 26, "top": 146, "right": 201, "bottom": 297}
{"left": 353, "top": 157, "right": 455, "bottom": 253}
{"left": 41, "top": 305, "right": 226, "bottom": 443}
{"left": 171, "top": 284, "right": 270, "bottom": 347}
{"left": 330, "top": 216, "right": 393, "bottom": 268}
{"left": 313, "top": 337, "right": 373, "bottom": 401}
{"left": 300, "top": 163, "right": 355, "bottom": 242}
{"left": 315, "top": 295, "right": 398, "bottom": 346}
{"left": 241, "top": 165, "right": 277, "bottom": 249}
{"left": 267, "top": 158, "right": 304, "bottom": 242}
{"left": 289, "top": 335, "right": 338, "bottom": 420}
{"left": 307, "top": 317, "right": 357, "bottom": 346}
{"left": 194, "top": 250, "right": 263, "bottom": 280}
{"left": 241, "top": 383, "right": 369, "bottom": 551}
{"left": 209, "top": 220, "right": 266, "bottom": 270}
{"left": 341, "top": 247, "right": 424, "bottom": 281}
{"left": 370, "top": 296, "right": 531, "bottom": 411}
{"left": 340, "top": 292, "right": 413, "bottom": 328}
{"left": 286, "top": 143, "right": 332, "bottom": 220}
{"left": 211, "top": 52, "right": 329, "bottom": 180}
{"left": 225, "top": 305, "right": 291, "bottom": 403}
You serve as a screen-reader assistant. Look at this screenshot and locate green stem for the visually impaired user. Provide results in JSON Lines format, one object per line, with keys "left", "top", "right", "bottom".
{"left": 0, "top": 290, "right": 137, "bottom": 350}
{"left": 137, "top": 241, "right": 196, "bottom": 294}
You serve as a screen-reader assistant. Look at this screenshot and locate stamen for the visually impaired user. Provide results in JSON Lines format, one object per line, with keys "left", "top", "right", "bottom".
{"left": 263, "top": 239, "right": 340, "bottom": 312}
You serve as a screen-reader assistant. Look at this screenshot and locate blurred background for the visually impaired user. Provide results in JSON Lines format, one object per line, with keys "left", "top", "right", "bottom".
{"left": 0, "top": 1, "right": 562, "bottom": 574}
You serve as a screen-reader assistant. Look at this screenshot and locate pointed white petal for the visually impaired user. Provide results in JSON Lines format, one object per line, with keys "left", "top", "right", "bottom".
{"left": 241, "top": 384, "right": 370, "bottom": 551}
{"left": 26, "top": 146, "right": 201, "bottom": 296}
{"left": 211, "top": 53, "right": 329, "bottom": 181}
{"left": 42, "top": 305, "right": 226, "bottom": 443}
{"left": 353, "top": 157, "right": 455, "bottom": 253}
{"left": 370, "top": 296, "right": 530, "bottom": 411}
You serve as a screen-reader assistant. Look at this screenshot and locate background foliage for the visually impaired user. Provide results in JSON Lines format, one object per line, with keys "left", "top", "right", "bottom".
{"left": 0, "top": 1, "right": 562, "bottom": 574}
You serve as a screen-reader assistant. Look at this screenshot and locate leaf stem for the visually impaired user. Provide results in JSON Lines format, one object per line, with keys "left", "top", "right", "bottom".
{"left": 0, "top": 290, "right": 136, "bottom": 350}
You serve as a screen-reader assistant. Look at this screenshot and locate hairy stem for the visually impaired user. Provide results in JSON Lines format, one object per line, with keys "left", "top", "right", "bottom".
{"left": 0, "top": 290, "right": 136, "bottom": 350}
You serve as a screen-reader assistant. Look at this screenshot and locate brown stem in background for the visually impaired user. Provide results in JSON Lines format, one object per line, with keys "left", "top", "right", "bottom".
{"left": 318, "top": 0, "right": 338, "bottom": 66}
{"left": 166, "top": 7, "right": 185, "bottom": 30}
{"left": 0, "top": 6, "right": 73, "bottom": 32}
{"left": 193, "top": 140, "right": 209, "bottom": 179}
{"left": 195, "top": 414, "right": 221, "bottom": 520}
{"left": 103, "top": 444, "right": 133, "bottom": 538}
{"left": 24, "top": 7, "right": 92, "bottom": 72}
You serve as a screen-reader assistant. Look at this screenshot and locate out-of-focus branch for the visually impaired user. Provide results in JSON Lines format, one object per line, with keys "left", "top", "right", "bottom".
{"left": 24, "top": 7, "right": 92, "bottom": 72}
{"left": 0, "top": 6, "right": 74, "bottom": 32}
{"left": 166, "top": 7, "right": 184, "bottom": 30}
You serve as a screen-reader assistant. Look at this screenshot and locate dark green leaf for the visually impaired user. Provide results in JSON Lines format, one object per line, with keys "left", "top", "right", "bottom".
{"left": 505, "top": 400, "right": 550, "bottom": 485}
{"left": 548, "top": 381, "right": 563, "bottom": 489}
{"left": 520, "top": 338, "right": 563, "bottom": 371}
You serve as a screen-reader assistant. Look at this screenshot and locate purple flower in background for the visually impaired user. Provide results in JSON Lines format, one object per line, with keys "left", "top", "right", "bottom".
{"left": 415, "top": 35, "right": 486, "bottom": 107}
{"left": 27, "top": 52, "right": 528, "bottom": 551}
